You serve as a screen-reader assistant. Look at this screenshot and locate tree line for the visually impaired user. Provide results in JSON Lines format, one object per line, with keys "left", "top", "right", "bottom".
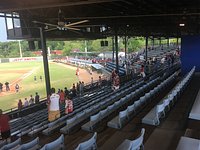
{"left": 0, "top": 37, "right": 178, "bottom": 58}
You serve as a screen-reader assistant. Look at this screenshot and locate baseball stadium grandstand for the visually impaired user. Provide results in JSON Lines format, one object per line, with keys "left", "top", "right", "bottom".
{"left": 1, "top": 1, "right": 200, "bottom": 150}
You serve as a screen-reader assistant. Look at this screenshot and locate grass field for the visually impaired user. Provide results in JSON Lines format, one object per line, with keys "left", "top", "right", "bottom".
{"left": 0, "top": 61, "right": 78, "bottom": 111}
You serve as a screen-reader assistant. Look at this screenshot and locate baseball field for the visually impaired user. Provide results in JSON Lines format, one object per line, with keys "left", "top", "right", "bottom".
{"left": 0, "top": 61, "right": 79, "bottom": 111}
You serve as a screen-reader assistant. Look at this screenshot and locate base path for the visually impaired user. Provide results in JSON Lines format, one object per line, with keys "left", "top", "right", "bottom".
{"left": 0, "top": 67, "right": 39, "bottom": 97}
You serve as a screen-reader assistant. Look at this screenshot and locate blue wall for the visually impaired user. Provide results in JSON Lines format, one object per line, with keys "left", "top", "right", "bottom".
{"left": 181, "top": 36, "right": 200, "bottom": 74}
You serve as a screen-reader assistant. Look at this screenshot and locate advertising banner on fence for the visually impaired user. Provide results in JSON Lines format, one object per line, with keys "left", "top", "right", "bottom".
{"left": 9, "top": 57, "right": 43, "bottom": 62}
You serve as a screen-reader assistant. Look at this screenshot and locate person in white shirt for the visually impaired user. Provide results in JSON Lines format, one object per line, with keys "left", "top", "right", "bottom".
{"left": 24, "top": 98, "right": 29, "bottom": 107}
{"left": 48, "top": 88, "right": 60, "bottom": 122}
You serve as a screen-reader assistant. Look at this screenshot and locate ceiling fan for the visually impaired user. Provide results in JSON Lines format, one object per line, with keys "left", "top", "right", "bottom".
{"left": 33, "top": 9, "right": 89, "bottom": 32}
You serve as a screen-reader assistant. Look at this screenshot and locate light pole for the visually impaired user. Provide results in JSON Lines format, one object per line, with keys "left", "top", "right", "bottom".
{"left": 18, "top": 40, "right": 22, "bottom": 58}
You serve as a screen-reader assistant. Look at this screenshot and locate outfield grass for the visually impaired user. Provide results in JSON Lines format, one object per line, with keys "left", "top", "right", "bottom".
{"left": 0, "top": 61, "right": 78, "bottom": 111}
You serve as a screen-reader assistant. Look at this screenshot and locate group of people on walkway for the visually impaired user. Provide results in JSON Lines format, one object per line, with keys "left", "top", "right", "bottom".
{"left": 17, "top": 92, "right": 40, "bottom": 110}
{"left": 47, "top": 87, "right": 73, "bottom": 122}
{"left": 71, "top": 81, "right": 85, "bottom": 97}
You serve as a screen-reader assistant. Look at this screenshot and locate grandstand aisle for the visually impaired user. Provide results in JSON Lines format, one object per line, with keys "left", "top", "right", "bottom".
{"left": 144, "top": 73, "right": 200, "bottom": 150}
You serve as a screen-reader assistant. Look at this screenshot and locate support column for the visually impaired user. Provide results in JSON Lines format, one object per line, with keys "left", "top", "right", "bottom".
{"left": 114, "top": 29, "right": 119, "bottom": 73}
{"left": 177, "top": 37, "right": 179, "bottom": 47}
{"left": 152, "top": 37, "right": 154, "bottom": 50}
{"left": 167, "top": 37, "right": 170, "bottom": 47}
{"left": 124, "top": 36, "right": 127, "bottom": 60}
{"left": 40, "top": 27, "right": 51, "bottom": 96}
{"left": 145, "top": 36, "right": 148, "bottom": 63}
{"left": 159, "top": 38, "right": 161, "bottom": 47}
{"left": 112, "top": 37, "right": 115, "bottom": 62}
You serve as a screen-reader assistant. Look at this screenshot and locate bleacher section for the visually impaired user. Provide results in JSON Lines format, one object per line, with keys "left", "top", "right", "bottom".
{"left": 105, "top": 62, "right": 126, "bottom": 76}
{"left": 9, "top": 87, "right": 111, "bottom": 137}
{"left": 142, "top": 66, "right": 195, "bottom": 126}
{"left": 104, "top": 46, "right": 177, "bottom": 77}
{"left": 107, "top": 71, "right": 178, "bottom": 129}
{"left": 0, "top": 57, "right": 185, "bottom": 150}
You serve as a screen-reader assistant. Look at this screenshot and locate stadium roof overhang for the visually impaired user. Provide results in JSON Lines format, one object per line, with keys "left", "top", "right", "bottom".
{"left": 0, "top": 0, "right": 200, "bottom": 40}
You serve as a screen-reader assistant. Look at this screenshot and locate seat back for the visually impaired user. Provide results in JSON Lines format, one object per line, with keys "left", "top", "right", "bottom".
{"left": 100, "top": 109, "right": 108, "bottom": 118}
{"left": 119, "top": 110, "right": 128, "bottom": 127}
{"left": 66, "top": 116, "right": 76, "bottom": 125}
{"left": 134, "top": 100, "right": 140, "bottom": 108}
{"left": 128, "top": 104, "right": 135, "bottom": 113}
{"left": 2, "top": 138, "right": 21, "bottom": 150}
{"left": 114, "top": 101, "right": 121, "bottom": 108}
{"left": 108, "top": 104, "right": 115, "bottom": 111}
{"left": 75, "top": 132, "right": 97, "bottom": 150}
{"left": 76, "top": 111, "right": 85, "bottom": 119}
{"left": 90, "top": 112, "right": 100, "bottom": 122}
{"left": 163, "top": 98, "right": 170, "bottom": 107}
{"left": 19, "top": 137, "right": 39, "bottom": 150}
{"left": 130, "top": 128, "right": 145, "bottom": 150}
{"left": 41, "top": 134, "right": 64, "bottom": 150}
{"left": 156, "top": 103, "right": 164, "bottom": 117}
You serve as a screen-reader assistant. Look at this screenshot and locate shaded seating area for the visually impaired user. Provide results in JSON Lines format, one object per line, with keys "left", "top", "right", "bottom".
{"left": 142, "top": 66, "right": 195, "bottom": 126}
{"left": 107, "top": 71, "right": 178, "bottom": 129}
{"left": 0, "top": 62, "right": 185, "bottom": 150}
{"left": 105, "top": 62, "right": 126, "bottom": 76}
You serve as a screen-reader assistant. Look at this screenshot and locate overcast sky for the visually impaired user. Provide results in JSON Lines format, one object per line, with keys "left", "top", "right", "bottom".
{"left": 0, "top": 17, "right": 7, "bottom": 42}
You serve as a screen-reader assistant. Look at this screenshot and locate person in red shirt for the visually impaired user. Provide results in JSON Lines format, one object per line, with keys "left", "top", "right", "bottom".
{"left": 112, "top": 73, "right": 120, "bottom": 91}
{"left": 65, "top": 96, "right": 73, "bottom": 114}
{"left": 0, "top": 109, "right": 11, "bottom": 142}
{"left": 59, "top": 90, "right": 65, "bottom": 103}
{"left": 18, "top": 99, "right": 22, "bottom": 110}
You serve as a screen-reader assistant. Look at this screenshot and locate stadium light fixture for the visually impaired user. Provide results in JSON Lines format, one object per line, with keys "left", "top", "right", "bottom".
{"left": 179, "top": 23, "right": 185, "bottom": 27}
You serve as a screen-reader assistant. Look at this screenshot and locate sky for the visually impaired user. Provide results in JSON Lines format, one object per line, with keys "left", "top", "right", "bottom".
{"left": 0, "top": 17, "right": 7, "bottom": 42}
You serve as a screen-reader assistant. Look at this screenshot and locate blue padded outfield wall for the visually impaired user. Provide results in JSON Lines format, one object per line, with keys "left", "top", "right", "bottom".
{"left": 181, "top": 36, "right": 200, "bottom": 74}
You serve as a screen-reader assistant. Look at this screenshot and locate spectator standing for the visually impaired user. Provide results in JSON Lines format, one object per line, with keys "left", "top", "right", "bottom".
{"left": 0, "top": 109, "right": 11, "bottom": 142}
{"left": 59, "top": 90, "right": 65, "bottom": 103}
{"left": 48, "top": 88, "right": 60, "bottom": 122}
{"left": 65, "top": 96, "right": 73, "bottom": 114}
{"left": 64, "top": 87, "right": 69, "bottom": 98}
{"left": 112, "top": 73, "right": 120, "bottom": 91}
{"left": 91, "top": 77, "right": 94, "bottom": 87}
{"left": 57, "top": 89, "right": 61, "bottom": 94}
{"left": 35, "top": 92, "right": 40, "bottom": 104}
{"left": 76, "top": 82, "right": 79, "bottom": 95}
{"left": 111, "top": 69, "right": 116, "bottom": 82}
{"left": 140, "top": 65, "right": 146, "bottom": 78}
{"left": 18, "top": 99, "right": 22, "bottom": 110}
{"left": 79, "top": 81, "right": 83, "bottom": 96}
{"left": 24, "top": 98, "right": 29, "bottom": 107}
{"left": 29, "top": 95, "right": 34, "bottom": 105}
{"left": 98, "top": 76, "right": 102, "bottom": 88}
{"left": 71, "top": 83, "right": 76, "bottom": 97}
